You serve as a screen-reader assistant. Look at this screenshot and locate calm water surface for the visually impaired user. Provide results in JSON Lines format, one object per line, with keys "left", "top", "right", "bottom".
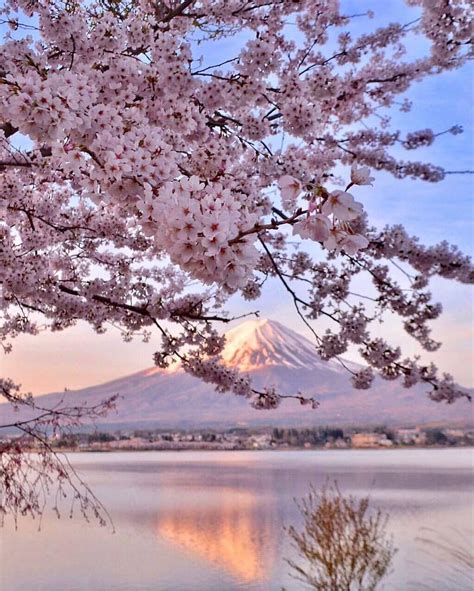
{"left": 1, "top": 448, "right": 473, "bottom": 591}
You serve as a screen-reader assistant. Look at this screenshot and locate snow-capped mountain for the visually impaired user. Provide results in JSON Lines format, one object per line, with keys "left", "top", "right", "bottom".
{"left": 1, "top": 319, "right": 472, "bottom": 428}
{"left": 221, "top": 318, "right": 340, "bottom": 371}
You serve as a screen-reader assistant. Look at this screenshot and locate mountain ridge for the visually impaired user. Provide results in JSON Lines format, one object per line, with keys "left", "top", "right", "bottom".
{"left": 1, "top": 319, "right": 472, "bottom": 428}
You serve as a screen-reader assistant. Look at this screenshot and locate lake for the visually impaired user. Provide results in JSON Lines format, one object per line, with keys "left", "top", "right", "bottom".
{"left": 1, "top": 448, "right": 473, "bottom": 590}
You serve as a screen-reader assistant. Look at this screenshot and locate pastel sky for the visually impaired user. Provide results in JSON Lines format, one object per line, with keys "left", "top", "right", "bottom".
{"left": 2, "top": 1, "right": 473, "bottom": 395}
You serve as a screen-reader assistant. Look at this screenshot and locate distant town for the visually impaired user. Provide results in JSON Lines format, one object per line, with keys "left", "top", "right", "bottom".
{"left": 6, "top": 425, "right": 473, "bottom": 452}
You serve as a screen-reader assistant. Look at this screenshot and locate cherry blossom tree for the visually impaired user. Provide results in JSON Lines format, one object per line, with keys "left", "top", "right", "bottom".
{"left": 0, "top": 0, "right": 472, "bottom": 522}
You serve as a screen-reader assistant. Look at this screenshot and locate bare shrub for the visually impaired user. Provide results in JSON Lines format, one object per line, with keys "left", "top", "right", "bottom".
{"left": 287, "top": 482, "right": 395, "bottom": 591}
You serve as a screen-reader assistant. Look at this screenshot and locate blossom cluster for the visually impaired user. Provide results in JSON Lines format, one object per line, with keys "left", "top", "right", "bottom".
{"left": 184, "top": 356, "right": 253, "bottom": 398}
{"left": 139, "top": 175, "right": 263, "bottom": 290}
{"left": 279, "top": 163, "right": 373, "bottom": 256}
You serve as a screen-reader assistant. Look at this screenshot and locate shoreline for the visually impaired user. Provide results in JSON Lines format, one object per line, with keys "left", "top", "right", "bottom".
{"left": 52, "top": 444, "right": 474, "bottom": 454}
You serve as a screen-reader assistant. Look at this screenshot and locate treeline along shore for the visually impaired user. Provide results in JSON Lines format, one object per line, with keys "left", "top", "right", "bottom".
{"left": 4, "top": 425, "right": 473, "bottom": 452}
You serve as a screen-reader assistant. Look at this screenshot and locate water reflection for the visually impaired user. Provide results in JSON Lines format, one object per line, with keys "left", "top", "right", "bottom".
{"left": 1, "top": 449, "right": 473, "bottom": 591}
{"left": 156, "top": 488, "right": 277, "bottom": 583}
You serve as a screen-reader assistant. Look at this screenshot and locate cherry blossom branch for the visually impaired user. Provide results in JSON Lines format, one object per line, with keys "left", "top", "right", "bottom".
{"left": 161, "top": 0, "right": 197, "bottom": 22}
{"left": 229, "top": 208, "right": 306, "bottom": 245}
{"left": 0, "top": 379, "right": 115, "bottom": 527}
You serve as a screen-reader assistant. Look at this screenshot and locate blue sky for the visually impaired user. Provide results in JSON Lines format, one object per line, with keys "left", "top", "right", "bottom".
{"left": 2, "top": 1, "right": 473, "bottom": 394}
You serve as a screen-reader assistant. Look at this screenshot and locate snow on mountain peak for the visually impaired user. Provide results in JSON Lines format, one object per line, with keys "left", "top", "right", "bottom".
{"left": 221, "top": 318, "right": 331, "bottom": 371}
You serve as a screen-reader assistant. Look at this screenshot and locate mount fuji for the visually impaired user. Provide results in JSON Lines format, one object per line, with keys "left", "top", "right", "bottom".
{"left": 1, "top": 319, "right": 472, "bottom": 428}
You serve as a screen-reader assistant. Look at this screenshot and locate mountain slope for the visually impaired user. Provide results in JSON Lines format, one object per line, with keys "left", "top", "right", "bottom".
{"left": 1, "top": 319, "right": 472, "bottom": 428}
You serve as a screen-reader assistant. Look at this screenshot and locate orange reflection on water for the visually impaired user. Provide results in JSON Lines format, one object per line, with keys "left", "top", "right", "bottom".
{"left": 156, "top": 488, "right": 277, "bottom": 584}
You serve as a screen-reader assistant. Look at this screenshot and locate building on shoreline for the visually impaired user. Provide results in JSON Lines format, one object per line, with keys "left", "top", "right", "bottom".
{"left": 395, "top": 428, "right": 426, "bottom": 445}
{"left": 351, "top": 433, "right": 393, "bottom": 448}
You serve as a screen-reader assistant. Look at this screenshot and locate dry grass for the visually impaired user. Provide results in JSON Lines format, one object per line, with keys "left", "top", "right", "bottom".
{"left": 409, "top": 527, "right": 474, "bottom": 590}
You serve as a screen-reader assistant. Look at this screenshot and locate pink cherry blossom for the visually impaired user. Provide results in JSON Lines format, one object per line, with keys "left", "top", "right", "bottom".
{"left": 278, "top": 175, "right": 302, "bottom": 210}
{"left": 293, "top": 214, "right": 331, "bottom": 242}
{"left": 322, "top": 191, "right": 364, "bottom": 221}
{"left": 350, "top": 163, "right": 375, "bottom": 186}
{"left": 323, "top": 226, "right": 347, "bottom": 253}
{"left": 340, "top": 233, "right": 370, "bottom": 255}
